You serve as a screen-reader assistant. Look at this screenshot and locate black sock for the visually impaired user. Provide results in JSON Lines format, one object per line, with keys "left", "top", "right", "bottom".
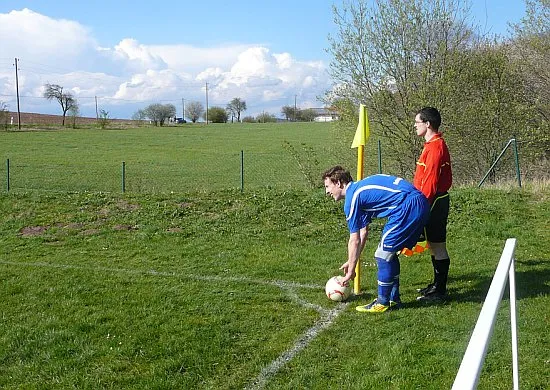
{"left": 434, "top": 258, "right": 450, "bottom": 294}
{"left": 431, "top": 256, "right": 437, "bottom": 285}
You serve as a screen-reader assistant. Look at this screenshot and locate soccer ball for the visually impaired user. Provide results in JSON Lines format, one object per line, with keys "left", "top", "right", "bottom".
{"left": 325, "top": 276, "right": 351, "bottom": 302}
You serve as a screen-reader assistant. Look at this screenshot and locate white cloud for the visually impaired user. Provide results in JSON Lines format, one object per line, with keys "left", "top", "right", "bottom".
{"left": 148, "top": 44, "right": 253, "bottom": 74}
{"left": 111, "top": 39, "right": 167, "bottom": 72}
{"left": 206, "top": 47, "right": 329, "bottom": 112}
{"left": 0, "top": 8, "right": 332, "bottom": 118}
{"left": 274, "top": 53, "right": 293, "bottom": 69}
{"left": 0, "top": 8, "right": 98, "bottom": 70}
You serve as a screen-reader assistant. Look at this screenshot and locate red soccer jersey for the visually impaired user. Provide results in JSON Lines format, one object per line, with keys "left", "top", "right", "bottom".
{"left": 413, "top": 133, "right": 452, "bottom": 204}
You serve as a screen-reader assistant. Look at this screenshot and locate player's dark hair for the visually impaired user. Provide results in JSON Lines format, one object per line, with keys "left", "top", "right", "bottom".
{"left": 417, "top": 107, "right": 441, "bottom": 131}
{"left": 322, "top": 166, "right": 353, "bottom": 184}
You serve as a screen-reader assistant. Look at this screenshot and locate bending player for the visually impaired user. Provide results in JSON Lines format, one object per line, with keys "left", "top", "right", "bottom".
{"left": 322, "top": 166, "right": 429, "bottom": 313}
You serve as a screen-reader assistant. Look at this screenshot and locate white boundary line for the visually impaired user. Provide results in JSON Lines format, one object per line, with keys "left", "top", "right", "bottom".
{"left": 245, "top": 284, "right": 348, "bottom": 390}
{"left": 0, "top": 260, "right": 321, "bottom": 289}
{"left": 0, "top": 260, "right": 349, "bottom": 389}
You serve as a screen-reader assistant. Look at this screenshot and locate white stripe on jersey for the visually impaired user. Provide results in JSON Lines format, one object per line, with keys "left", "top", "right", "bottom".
{"left": 346, "top": 185, "right": 402, "bottom": 221}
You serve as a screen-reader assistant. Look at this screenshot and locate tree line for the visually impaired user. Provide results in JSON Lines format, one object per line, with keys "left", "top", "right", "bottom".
{"left": 129, "top": 100, "right": 327, "bottom": 125}
{"left": 325, "top": 0, "right": 549, "bottom": 183}
{"left": 1, "top": 90, "right": 331, "bottom": 128}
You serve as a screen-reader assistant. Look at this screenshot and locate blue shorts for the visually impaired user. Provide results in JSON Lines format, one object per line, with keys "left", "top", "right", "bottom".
{"left": 379, "top": 193, "right": 429, "bottom": 253}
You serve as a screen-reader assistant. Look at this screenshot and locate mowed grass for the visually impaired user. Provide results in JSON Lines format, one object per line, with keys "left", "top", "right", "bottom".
{"left": 0, "top": 123, "right": 549, "bottom": 388}
{"left": 0, "top": 187, "right": 548, "bottom": 389}
{"left": 0, "top": 122, "right": 345, "bottom": 193}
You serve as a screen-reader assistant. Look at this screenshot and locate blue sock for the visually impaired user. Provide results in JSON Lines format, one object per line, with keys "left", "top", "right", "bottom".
{"left": 389, "top": 256, "right": 401, "bottom": 302}
{"left": 376, "top": 257, "right": 399, "bottom": 305}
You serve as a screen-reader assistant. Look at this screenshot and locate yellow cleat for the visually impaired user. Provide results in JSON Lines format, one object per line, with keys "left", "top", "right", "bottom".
{"left": 356, "top": 299, "right": 390, "bottom": 313}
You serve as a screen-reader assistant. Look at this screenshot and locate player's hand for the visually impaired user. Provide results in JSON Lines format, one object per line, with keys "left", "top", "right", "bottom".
{"left": 339, "top": 261, "right": 356, "bottom": 284}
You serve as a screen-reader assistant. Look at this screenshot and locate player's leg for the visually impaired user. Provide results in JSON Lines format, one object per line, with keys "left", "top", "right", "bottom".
{"left": 418, "top": 193, "right": 450, "bottom": 302}
{"left": 356, "top": 246, "right": 399, "bottom": 313}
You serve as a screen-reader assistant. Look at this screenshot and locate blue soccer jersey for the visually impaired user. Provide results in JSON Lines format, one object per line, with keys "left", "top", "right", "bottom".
{"left": 344, "top": 174, "right": 429, "bottom": 252}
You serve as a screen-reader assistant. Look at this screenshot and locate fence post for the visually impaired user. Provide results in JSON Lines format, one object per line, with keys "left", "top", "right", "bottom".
{"left": 478, "top": 139, "right": 514, "bottom": 188}
{"left": 509, "top": 257, "right": 520, "bottom": 390}
{"left": 240, "top": 150, "right": 244, "bottom": 192}
{"left": 451, "top": 238, "right": 519, "bottom": 390}
{"left": 377, "top": 140, "right": 382, "bottom": 173}
{"left": 512, "top": 139, "right": 522, "bottom": 188}
{"left": 6, "top": 159, "right": 9, "bottom": 192}
{"left": 121, "top": 161, "right": 126, "bottom": 193}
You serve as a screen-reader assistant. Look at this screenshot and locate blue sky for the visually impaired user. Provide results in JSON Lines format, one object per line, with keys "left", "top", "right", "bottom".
{"left": 0, "top": 1, "right": 527, "bottom": 119}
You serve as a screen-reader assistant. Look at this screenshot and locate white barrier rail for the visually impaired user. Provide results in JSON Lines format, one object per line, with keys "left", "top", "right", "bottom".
{"left": 452, "top": 238, "right": 519, "bottom": 390}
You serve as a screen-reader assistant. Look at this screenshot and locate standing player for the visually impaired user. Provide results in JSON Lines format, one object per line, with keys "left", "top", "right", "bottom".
{"left": 322, "top": 166, "right": 429, "bottom": 313}
{"left": 413, "top": 107, "right": 452, "bottom": 302}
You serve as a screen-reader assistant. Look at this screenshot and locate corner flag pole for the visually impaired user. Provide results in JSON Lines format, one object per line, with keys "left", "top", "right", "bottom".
{"left": 351, "top": 104, "right": 370, "bottom": 295}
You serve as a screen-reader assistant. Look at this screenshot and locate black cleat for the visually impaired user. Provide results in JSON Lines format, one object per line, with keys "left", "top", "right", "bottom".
{"left": 416, "top": 291, "right": 445, "bottom": 303}
{"left": 416, "top": 283, "right": 436, "bottom": 296}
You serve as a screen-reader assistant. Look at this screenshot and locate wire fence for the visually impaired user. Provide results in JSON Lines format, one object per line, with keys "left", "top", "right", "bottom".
{"left": 1, "top": 129, "right": 538, "bottom": 195}
{"left": 1, "top": 151, "right": 326, "bottom": 194}
{"left": 2, "top": 157, "right": 530, "bottom": 195}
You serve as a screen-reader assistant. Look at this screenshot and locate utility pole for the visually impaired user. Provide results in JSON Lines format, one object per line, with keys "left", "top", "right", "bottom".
{"left": 182, "top": 98, "right": 185, "bottom": 121}
{"left": 14, "top": 58, "right": 21, "bottom": 130}
{"left": 95, "top": 96, "right": 99, "bottom": 120}
{"left": 294, "top": 94, "right": 297, "bottom": 122}
{"left": 205, "top": 82, "right": 209, "bottom": 124}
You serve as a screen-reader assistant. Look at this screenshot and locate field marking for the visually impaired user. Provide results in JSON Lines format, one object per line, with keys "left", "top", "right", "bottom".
{"left": 245, "top": 283, "right": 348, "bottom": 390}
{"left": 0, "top": 260, "right": 321, "bottom": 289}
{"left": 1, "top": 259, "right": 349, "bottom": 389}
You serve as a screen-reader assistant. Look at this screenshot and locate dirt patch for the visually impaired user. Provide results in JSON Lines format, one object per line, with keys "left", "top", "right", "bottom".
{"left": 81, "top": 228, "right": 101, "bottom": 236}
{"left": 117, "top": 200, "right": 140, "bottom": 211}
{"left": 113, "top": 224, "right": 137, "bottom": 231}
{"left": 7, "top": 111, "right": 137, "bottom": 127}
{"left": 20, "top": 225, "right": 49, "bottom": 237}
{"left": 64, "top": 222, "right": 86, "bottom": 229}
{"left": 98, "top": 208, "right": 110, "bottom": 217}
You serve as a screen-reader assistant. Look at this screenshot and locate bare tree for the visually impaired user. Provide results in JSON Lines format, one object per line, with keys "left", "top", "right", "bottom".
{"left": 68, "top": 103, "right": 80, "bottom": 129}
{"left": 131, "top": 109, "right": 147, "bottom": 125}
{"left": 98, "top": 109, "right": 111, "bottom": 129}
{"left": 0, "top": 101, "right": 10, "bottom": 130}
{"left": 185, "top": 101, "right": 204, "bottom": 123}
{"left": 509, "top": 0, "right": 550, "bottom": 173}
{"left": 144, "top": 103, "right": 176, "bottom": 126}
{"left": 327, "top": 0, "right": 476, "bottom": 177}
{"left": 226, "top": 98, "right": 247, "bottom": 122}
{"left": 43, "top": 84, "right": 78, "bottom": 126}
{"left": 281, "top": 105, "right": 298, "bottom": 121}
{"left": 512, "top": 0, "right": 550, "bottom": 122}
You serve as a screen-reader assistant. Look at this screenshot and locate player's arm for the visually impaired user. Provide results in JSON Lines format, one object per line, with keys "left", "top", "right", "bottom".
{"left": 359, "top": 225, "right": 369, "bottom": 252}
{"left": 340, "top": 231, "right": 362, "bottom": 284}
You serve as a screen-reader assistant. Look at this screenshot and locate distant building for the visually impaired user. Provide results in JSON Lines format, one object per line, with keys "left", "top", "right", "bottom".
{"left": 310, "top": 107, "right": 340, "bottom": 122}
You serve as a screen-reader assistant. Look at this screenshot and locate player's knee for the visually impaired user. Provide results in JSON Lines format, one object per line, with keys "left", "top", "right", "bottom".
{"left": 429, "top": 241, "right": 449, "bottom": 259}
{"left": 375, "top": 247, "right": 395, "bottom": 261}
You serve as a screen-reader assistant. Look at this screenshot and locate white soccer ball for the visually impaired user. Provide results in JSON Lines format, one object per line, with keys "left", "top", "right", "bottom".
{"left": 325, "top": 276, "right": 351, "bottom": 302}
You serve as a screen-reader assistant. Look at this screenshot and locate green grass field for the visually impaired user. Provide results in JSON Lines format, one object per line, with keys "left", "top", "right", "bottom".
{"left": 0, "top": 123, "right": 549, "bottom": 389}
{"left": 0, "top": 122, "right": 348, "bottom": 193}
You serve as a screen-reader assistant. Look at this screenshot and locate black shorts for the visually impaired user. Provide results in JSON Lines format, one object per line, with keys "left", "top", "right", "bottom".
{"left": 424, "top": 193, "right": 449, "bottom": 243}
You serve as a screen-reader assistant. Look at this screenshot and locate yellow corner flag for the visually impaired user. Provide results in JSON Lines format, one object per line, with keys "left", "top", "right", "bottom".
{"left": 351, "top": 104, "right": 370, "bottom": 295}
{"left": 351, "top": 104, "right": 370, "bottom": 148}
